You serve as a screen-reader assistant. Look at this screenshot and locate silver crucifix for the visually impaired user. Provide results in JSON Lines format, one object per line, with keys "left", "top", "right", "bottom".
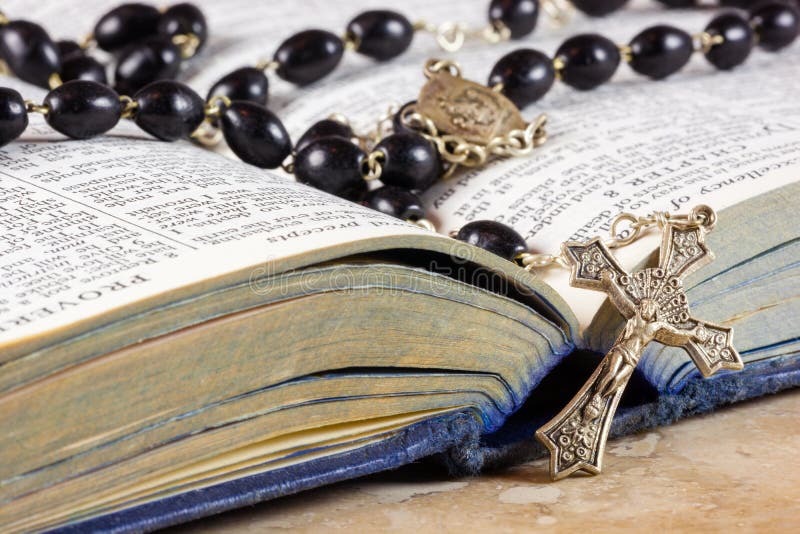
{"left": 536, "top": 206, "right": 743, "bottom": 480}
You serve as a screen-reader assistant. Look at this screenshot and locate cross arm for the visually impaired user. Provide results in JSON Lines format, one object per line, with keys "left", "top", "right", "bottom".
{"left": 562, "top": 238, "right": 627, "bottom": 293}
{"left": 669, "top": 319, "right": 744, "bottom": 377}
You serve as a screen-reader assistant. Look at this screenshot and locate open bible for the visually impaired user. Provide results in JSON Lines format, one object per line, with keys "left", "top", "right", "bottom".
{"left": 1, "top": 0, "right": 799, "bottom": 531}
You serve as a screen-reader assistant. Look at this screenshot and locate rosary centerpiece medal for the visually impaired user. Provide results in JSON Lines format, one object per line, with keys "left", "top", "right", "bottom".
{"left": 399, "top": 59, "right": 548, "bottom": 177}
{"left": 536, "top": 206, "right": 744, "bottom": 480}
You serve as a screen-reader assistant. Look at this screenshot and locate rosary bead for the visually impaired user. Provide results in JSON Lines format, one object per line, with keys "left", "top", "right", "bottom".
{"left": 570, "top": 0, "right": 629, "bottom": 16}
{"left": 93, "top": 3, "right": 161, "bottom": 52}
{"left": 361, "top": 186, "right": 425, "bottom": 221}
{"left": 0, "top": 21, "right": 61, "bottom": 88}
{"left": 157, "top": 3, "right": 208, "bottom": 52}
{"left": 133, "top": 81, "right": 205, "bottom": 141}
{"left": 56, "top": 40, "right": 85, "bottom": 62}
{"left": 555, "top": 34, "right": 620, "bottom": 90}
{"left": 60, "top": 56, "right": 108, "bottom": 85}
{"left": 294, "top": 138, "right": 367, "bottom": 200}
{"left": 295, "top": 119, "right": 353, "bottom": 153}
{"left": 207, "top": 67, "right": 269, "bottom": 106}
{"left": 628, "top": 25, "right": 693, "bottom": 79}
{"left": 488, "top": 0, "right": 539, "bottom": 39}
{"left": 750, "top": 2, "right": 800, "bottom": 51}
{"left": 94, "top": 3, "right": 161, "bottom": 52}
{"left": 43, "top": 80, "right": 122, "bottom": 139}
{"left": 455, "top": 220, "right": 527, "bottom": 261}
{"left": 273, "top": 30, "right": 344, "bottom": 86}
{"left": 704, "top": 13, "right": 754, "bottom": 70}
{"left": 0, "top": 88, "right": 28, "bottom": 148}
{"left": 114, "top": 36, "right": 181, "bottom": 95}
{"left": 220, "top": 101, "right": 292, "bottom": 169}
{"left": 347, "top": 10, "right": 414, "bottom": 61}
{"left": 374, "top": 132, "right": 442, "bottom": 191}
{"left": 488, "top": 48, "right": 555, "bottom": 108}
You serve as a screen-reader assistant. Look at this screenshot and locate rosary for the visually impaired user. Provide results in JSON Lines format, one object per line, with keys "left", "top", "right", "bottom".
{"left": 0, "top": 0, "right": 792, "bottom": 479}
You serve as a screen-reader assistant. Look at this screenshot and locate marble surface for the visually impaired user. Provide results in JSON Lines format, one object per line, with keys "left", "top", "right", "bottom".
{"left": 172, "top": 390, "right": 800, "bottom": 532}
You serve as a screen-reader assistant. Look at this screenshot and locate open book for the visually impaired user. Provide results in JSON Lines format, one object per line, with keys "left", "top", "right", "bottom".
{"left": 1, "top": 0, "right": 798, "bottom": 531}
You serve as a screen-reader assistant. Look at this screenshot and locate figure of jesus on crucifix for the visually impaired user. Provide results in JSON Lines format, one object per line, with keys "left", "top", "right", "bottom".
{"left": 536, "top": 207, "right": 743, "bottom": 480}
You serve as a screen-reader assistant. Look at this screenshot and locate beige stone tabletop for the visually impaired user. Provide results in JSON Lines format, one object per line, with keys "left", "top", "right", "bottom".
{"left": 172, "top": 390, "right": 800, "bottom": 533}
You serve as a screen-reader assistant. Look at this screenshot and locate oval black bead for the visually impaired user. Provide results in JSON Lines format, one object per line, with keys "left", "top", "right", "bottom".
{"left": 294, "top": 138, "right": 367, "bottom": 200}
{"left": 157, "top": 3, "right": 208, "bottom": 52}
{"left": 273, "top": 30, "right": 344, "bottom": 86}
{"left": 488, "top": 48, "right": 555, "bottom": 109}
{"left": 347, "top": 10, "right": 413, "bottom": 61}
{"left": 94, "top": 3, "right": 161, "bottom": 52}
{"left": 362, "top": 186, "right": 425, "bottom": 221}
{"left": 60, "top": 56, "right": 108, "bottom": 85}
{"left": 0, "top": 21, "right": 61, "bottom": 88}
{"left": 456, "top": 220, "right": 527, "bottom": 261}
{"left": 295, "top": 119, "right": 353, "bottom": 154}
{"left": 488, "top": 0, "right": 539, "bottom": 39}
{"left": 704, "top": 13, "right": 754, "bottom": 70}
{"left": 56, "top": 40, "right": 85, "bottom": 62}
{"left": 133, "top": 81, "right": 205, "bottom": 141}
{"left": 629, "top": 25, "right": 693, "bottom": 79}
{"left": 570, "top": 0, "right": 629, "bottom": 16}
{"left": 392, "top": 100, "right": 417, "bottom": 135}
{"left": 207, "top": 67, "right": 269, "bottom": 106}
{"left": 750, "top": 2, "right": 800, "bottom": 51}
{"left": 43, "top": 80, "right": 121, "bottom": 139}
{"left": 375, "top": 133, "right": 442, "bottom": 191}
{"left": 555, "top": 34, "right": 620, "bottom": 90}
{"left": 114, "top": 36, "right": 181, "bottom": 96}
{"left": 0, "top": 88, "right": 28, "bottom": 148}
{"left": 220, "top": 101, "right": 292, "bottom": 169}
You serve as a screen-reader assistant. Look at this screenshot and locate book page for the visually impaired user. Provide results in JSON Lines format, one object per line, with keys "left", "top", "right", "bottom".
{"left": 3, "top": 0, "right": 797, "bottom": 340}
{"left": 0, "top": 77, "right": 428, "bottom": 345}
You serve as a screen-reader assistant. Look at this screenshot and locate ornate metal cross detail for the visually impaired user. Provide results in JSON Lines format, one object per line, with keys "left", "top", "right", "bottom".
{"left": 536, "top": 210, "right": 744, "bottom": 480}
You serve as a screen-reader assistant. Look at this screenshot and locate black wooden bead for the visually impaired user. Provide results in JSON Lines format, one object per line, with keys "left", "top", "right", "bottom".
{"left": 0, "top": 21, "right": 61, "bottom": 88}
{"left": 295, "top": 119, "right": 353, "bottom": 153}
{"left": 629, "top": 25, "right": 693, "bottom": 79}
{"left": 488, "top": 48, "right": 554, "bottom": 108}
{"left": 456, "top": 220, "right": 527, "bottom": 261}
{"left": 56, "top": 40, "right": 85, "bottom": 62}
{"left": 157, "top": 3, "right": 208, "bottom": 52}
{"left": 133, "top": 81, "right": 205, "bottom": 141}
{"left": 94, "top": 3, "right": 161, "bottom": 52}
{"left": 705, "top": 13, "right": 754, "bottom": 70}
{"left": 220, "top": 101, "right": 292, "bottom": 169}
{"left": 375, "top": 133, "right": 442, "bottom": 191}
{"left": 392, "top": 100, "right": 417, "bottom": 135}
{"left": 294, "top": 138, "right": 367, "bottom": 200}
{"left": 0, "top": 88, "right": 28, "bottom": 148}
{"left": 207, "top": 67, "right": 269, "bottom": 106}
{"left": 488, "top": 0, "right": 539, "bottom": 39}
{"left": 114, "top": 36, "right": 181, "bottom": 95}
{"left": 362, "top": 186, "right": 425, "bottom": 220}
{"left": 555, "top": 34, "right": 620, "bottom": 90}
{"left": 347, "top": 10, "right": 413, "bottom": 61}
{"left": 274, "top": 30, "right": 344, "bottom": 86}
{"left": 571, "top": 0, "right": 629, "bottom": 16}
{"left": 43, "top": 80, "right": 121, "bottom": 139}
{"left": 750, "top": 2, "right": 800, "bottom": 51}
{"left": 60, "top": 56, "right": 108, "bottom": 85}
